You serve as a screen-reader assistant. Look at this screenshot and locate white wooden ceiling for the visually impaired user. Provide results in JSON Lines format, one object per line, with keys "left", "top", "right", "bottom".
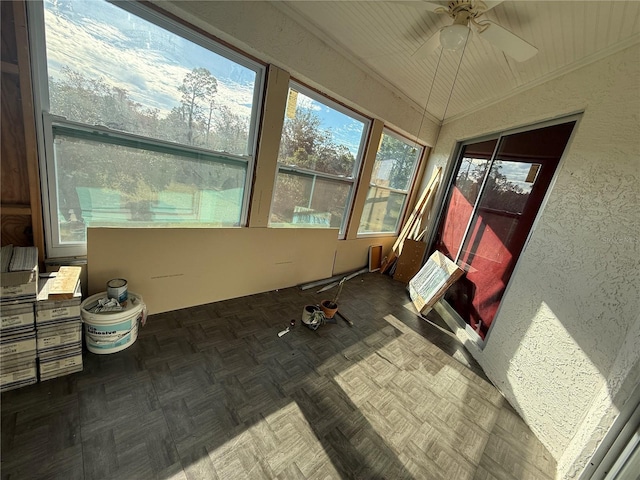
{"left": 272, "top": 1, "right": 640, "bottom": 123}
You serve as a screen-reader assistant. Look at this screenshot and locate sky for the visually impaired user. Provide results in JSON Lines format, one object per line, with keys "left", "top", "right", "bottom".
{"left": 44, "top": 0, "right": 256, "bottom": 121}
{"left": 43, "top": 0, "right": 366, "bottom": 158}
{"left": 290, "top": 91, "right": 367, "bottom": 158}
{"left": 462, "top": 156, "right": 537, "bottom": 194}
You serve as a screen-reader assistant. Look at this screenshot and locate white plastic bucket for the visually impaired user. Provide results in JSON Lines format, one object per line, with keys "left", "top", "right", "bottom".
{"left": 81, "top": 292, "right": 146, "bottom": 354}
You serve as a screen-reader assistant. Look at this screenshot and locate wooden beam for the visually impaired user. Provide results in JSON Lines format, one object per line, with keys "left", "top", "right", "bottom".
{"left": 403, "top": 145, "right": 430, "bottom": 233}
{"left": 1, "top": 204, "right": 32, "bottom": 215}
{"left": 0, "top": 61, "right": 19, "bottom": 74}
{"left": 392, "top": 166, "right": 442, "bottom": 254}
{"left": 13, "top": 0, "right": 45, "bottom": 263}
{"left": 248, "top": 65, "right": 290, "bottom": 228}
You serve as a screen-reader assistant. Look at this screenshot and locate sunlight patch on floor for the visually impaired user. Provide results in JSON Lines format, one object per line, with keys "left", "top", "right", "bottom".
{"left": 209, "top": 401, "right": 339, "bottom": 478}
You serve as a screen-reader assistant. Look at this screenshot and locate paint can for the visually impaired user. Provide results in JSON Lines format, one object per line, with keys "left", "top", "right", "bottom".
{"left": 302, "top": 305, "right": 323, "bottom": 330}
{"left": 107, "top": 278, "right": 128, "bottom": 303}
{"left": 302, "top": 304, "right": 320, "bottom": 324}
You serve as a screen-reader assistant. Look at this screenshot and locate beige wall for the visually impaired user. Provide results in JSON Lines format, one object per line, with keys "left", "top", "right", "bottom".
{"left": 87, "top": 226, "right": 399, "bottom": 314}
{"left": 334, "top": 236, "right": 396, "bottom": 275}
{"left": 88, "top": 227, "right": 339, "bottom": 315}
{"left": 425, "top": 45, "right": 640, "bottom": 479}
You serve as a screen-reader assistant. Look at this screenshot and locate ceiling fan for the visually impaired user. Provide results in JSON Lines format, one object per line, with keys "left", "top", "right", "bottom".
{"left": 408, "top": 0, "right": 538, "bottom": 62}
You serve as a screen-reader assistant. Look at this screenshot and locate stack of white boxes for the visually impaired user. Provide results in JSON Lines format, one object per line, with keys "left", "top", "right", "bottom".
{"left": 0, "top": 246, "right": 39, "bottom": 392}
{"left": 36, "top": 274, "right": 83, "bottom": 381}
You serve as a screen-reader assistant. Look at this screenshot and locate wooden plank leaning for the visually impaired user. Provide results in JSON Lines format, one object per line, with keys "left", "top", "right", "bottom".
{"left": 392, "top": 167, "right": 442, "bottom": 255}
{"left": 407, "top": 173, "right": 441, "bottom": 241}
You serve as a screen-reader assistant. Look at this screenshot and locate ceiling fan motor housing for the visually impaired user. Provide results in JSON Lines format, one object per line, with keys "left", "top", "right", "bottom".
{"left": 446, "top": 1, "right": 488, "bottom": 20}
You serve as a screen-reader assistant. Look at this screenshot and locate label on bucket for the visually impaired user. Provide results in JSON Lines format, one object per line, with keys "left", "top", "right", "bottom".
{"left": 85, "top": 318, "right": 134, "bottom": 336}
{"left": 86, "top": 328, "right": 135, "bottom": 350}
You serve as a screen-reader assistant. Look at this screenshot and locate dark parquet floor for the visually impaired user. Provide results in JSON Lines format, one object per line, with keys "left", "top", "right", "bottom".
{"left": 1, "top": 273, "right": 556, "bottom": 479}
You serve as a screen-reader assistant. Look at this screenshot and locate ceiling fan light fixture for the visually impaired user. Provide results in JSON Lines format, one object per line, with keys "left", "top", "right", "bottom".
{"left": 440, "top": 24, "right": 470, "bottom": 50}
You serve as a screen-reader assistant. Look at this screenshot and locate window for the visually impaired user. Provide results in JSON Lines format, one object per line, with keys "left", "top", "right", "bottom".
{"left": 358, "top": 130, "right": 422, "bottom": 235}
{"left": 30, "top": 0, "right": 264, "bottom": 257}
{"left": 269, "top": 83, "right": 370, "bottom": 237}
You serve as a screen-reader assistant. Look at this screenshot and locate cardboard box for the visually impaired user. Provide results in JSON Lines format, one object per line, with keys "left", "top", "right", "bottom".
{"left": 1, "top": 303, "right": 35, "bottom": 333}
{"left": 1, "top": 269, "right": 38, "bottom": 288}
{"left": 39, "top": 352, "right": 83, "bottom": 374}
{"left": 38, "top": 343, "right": 81, "bottom": 362}
{"left": 0, "top": 359, "right": 37, "bottom": 392}
{"left": 39, "top": 353, "right": 83, "bottom": 381}
{"left": 1, "top": 246, "right": 38, "bottom": 306}
{"left": 0, "top": 279, "right": 38, "bottom": 303}
{"left": 0, "top": 330, "right": 37, "bottom": 378}
{"left": 1, "top": 246, "right": 38, "bottom": 287}
{"left": 0, "top": 331, "right": 37, "bottom": 358}
{"left": 36, "top": 321, "right": 82, "bottom": 352}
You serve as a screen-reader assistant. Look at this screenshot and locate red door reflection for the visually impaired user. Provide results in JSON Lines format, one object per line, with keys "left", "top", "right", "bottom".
{"left": 435, "top": 122, "right": 575, "bottom": 339}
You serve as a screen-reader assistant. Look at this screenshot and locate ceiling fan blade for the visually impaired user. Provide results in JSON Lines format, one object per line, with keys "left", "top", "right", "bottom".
{"left": 478, "top": 1, "right": 504, "bottom": 12}
{"left": 412, "top": 30, "right": 441, "bottom": 59}
{"left": 395, "top": 1, "right": 447, "bottom": 13}
{"left": 419, "top": 1, "right": 447, "bottom": 12}
{"left": 477, "top": 20, "right": 538, "bottom": 62}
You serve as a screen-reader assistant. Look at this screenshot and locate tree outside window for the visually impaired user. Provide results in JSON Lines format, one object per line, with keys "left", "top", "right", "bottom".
{"left": 269, "top": 85, "right": 369, "bottom": 236}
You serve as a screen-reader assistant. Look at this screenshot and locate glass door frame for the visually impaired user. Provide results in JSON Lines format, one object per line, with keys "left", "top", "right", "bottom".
{"left": 425, "top": 113, "right": 582, "bottom": 347}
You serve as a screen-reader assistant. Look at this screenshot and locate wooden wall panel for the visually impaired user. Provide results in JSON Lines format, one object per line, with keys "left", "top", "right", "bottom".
{"left": 1, "top": 215, "right": 32, "bottom": 247}
{"left": 1, "top": 2, "right": 18, "bottom": 65}
{"left": 1, "top": 0, "right": 45, "bottom": 259}
{"left": 1, "top": 71, "right": 30, "bottom": 205}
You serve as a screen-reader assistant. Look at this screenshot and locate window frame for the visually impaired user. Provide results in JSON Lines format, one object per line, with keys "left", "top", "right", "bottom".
{"left": 270, "top": 81, "right": 371, "bottom": 239}
{"left": 357, "top": 128, "right": 424, "bottom": 237}
{"left": 28, "top": 0, "right": 266, "bottom": 258}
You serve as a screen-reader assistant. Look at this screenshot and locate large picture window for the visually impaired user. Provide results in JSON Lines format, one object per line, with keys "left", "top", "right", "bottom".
{"left": 358, "top": 130, "right": 422, "bottom": 235}
{"left": 269, "top": 83, "right": 370, "bottom": 237}
{"left": 30, "top": 0, "right": 264, "bottom": 257}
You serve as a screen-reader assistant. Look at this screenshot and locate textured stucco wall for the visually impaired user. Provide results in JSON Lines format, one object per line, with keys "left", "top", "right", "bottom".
{"left": 154, "top": 0, "right": 440, "bottom": 145}
{"left": 426, "top": 44, "right": 640, "bottom": 478}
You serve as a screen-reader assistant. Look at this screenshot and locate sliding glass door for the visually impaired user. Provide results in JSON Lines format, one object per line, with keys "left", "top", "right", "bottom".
{"left": 434, "top": 120, "right": 576, "bottom": 339}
